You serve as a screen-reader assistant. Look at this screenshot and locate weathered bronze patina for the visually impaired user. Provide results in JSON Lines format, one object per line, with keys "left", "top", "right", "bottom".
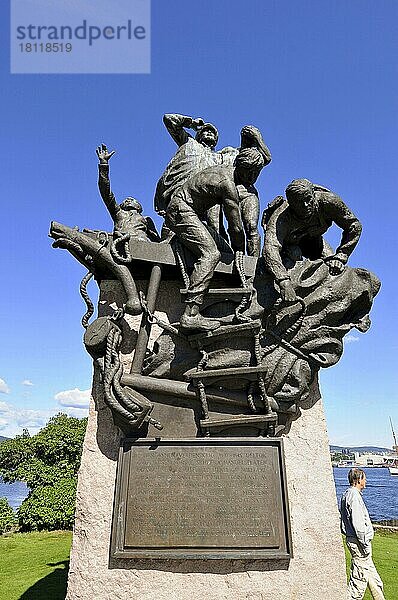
{"left": 49, "top": 116, "right": 379, "bottom": 438}
{"left": 111, "top": 438, "right": 292, "bottom": 559}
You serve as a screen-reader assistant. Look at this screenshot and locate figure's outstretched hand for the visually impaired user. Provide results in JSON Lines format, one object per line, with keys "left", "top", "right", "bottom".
{"left": 96, "top": 143, "right": 116, "bottom": 164}
{"left": 279, "top": 279, "right": 297, "bottom": 303}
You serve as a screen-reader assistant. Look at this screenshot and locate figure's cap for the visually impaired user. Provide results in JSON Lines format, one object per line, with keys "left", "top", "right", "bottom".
{"left": 195, "top": 122, "right": 219, "bottom": 144}
{"left": 285, "top": 178, "right": 314, "bottom": 199}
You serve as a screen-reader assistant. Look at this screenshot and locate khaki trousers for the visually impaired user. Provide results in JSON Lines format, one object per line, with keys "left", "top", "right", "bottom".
{"left": 346, "top": 537, "right": 385, "bottom": 600}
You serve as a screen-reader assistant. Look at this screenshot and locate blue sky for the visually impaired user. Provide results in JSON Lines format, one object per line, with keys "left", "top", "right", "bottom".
{"left": 1, "top": 1, "right": 397, "bottom": 447}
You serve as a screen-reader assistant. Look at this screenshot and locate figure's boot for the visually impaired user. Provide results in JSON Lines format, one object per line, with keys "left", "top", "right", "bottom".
{"left": 180, "top": 313, "right": 220, "bottom": 333}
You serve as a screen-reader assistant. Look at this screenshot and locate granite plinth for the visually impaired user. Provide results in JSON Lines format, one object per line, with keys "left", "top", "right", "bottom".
{"left": 65, "top": 280, "right": 349, "bottom": 600}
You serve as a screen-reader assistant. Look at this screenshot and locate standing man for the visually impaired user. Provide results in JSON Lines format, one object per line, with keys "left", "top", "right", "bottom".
{"left": 154, "top": 113, "right": 229, "bottom": 217}
{"left": 340, "top": 468, "right": 385, "bottom": 600}
{"left": 155, "top": 114, "right": 272, "bottom": 256}
{"left": 207, "top": 124, "right": 272, "bottom": 256}
{"left": 165, "top": 147, "right": 265, "bottom": 332}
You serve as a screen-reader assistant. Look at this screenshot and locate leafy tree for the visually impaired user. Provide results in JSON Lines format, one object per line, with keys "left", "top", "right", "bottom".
{"left": 0, "top": 497, "right": 16, "bottom": 534}
{"left": 0, "top": 414, "right": 87, "bottom": 531}
{"left": 17, "top": 478, "right": 77, "bottom": 531}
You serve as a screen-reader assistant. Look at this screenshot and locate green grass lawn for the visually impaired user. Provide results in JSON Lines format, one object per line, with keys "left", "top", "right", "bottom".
{"left": 343, "top": 531, "right": 398, "bottom": 600}
{"left": 0, "top": 531, "right": 72, "bottom": 600}
{"left": 0, "top": 530, "right": 396, "bottom": 599}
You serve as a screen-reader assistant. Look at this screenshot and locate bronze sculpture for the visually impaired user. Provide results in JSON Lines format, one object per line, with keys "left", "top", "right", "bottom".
{"left": 49, "top": 115, "right": 379, "bottom": 439}
{"left": 154, "top": 113, "right": 233, "bottom": 217}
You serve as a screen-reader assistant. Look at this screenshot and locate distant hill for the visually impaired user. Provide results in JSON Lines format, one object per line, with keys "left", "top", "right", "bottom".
{"left": 0, "top": 436, "right": 10, "bottom": 443}
{"left": 330, "top": 445, "right": 392, "bottom": 454}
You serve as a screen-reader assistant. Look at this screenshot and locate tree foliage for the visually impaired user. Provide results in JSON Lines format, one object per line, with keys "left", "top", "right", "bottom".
{"left": 17, "top": 478, "right": 77, "bottom": 532}
{"left": 0, "top": 497, "right": 16, "bottom": 534}
{"left": 0, "top": 414, "right": 87, "bottom": 531}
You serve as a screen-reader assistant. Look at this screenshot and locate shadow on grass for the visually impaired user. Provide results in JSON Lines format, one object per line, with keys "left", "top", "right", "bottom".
{"left": 20, "top": 560, "right": 69, "bottom": 600}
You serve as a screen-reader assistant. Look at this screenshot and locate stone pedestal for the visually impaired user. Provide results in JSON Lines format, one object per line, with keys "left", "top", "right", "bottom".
{"left": 66, "top": 281, "right": 349, "bottom": 600}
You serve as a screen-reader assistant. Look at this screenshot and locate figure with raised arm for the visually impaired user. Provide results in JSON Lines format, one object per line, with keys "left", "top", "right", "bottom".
{"left": 154, "top": 113, "right": 230, "bottom": 217}
{"left": 224, "top": 125, "right": 272, "bottom": 256}
{"left": 96, "top": 144, "right": 159, "bottom": 242}
{"left": 155, "top": 114, "right": 272, "bottom": 256}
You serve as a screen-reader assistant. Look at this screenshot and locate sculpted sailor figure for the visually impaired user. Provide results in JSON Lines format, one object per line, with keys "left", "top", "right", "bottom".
{"left": 165, "top": 147, "right": 265, "bottom": 333}
{"left": 155, "top": 113, "right": 272, "bottom": 256}
{"left": 206, "top": 124, "right": 272, "bottom": 256}
{"left": 262, "top": 178, "right": 362, "bottom": 302}
{"left": 96, "top": 144, "right": 160, "bottom": 242}
{"left": 154, "top": 113, "right": 232, "bottom": 217}
{"left": 230, "top": 125, "right": 271, "bottom": 256}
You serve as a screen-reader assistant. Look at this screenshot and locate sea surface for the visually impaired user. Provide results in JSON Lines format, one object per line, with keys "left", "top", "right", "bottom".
{"left": 1, "top": 469, "right": 398, "bottom": 522}
{"left": 0, "top": 478, "right": 29, "bottom": 510}
{"left": 334, "top": 467, "right": 398, "bottom": 522}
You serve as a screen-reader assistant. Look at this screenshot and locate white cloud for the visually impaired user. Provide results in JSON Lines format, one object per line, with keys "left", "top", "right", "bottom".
{"left": 63, "top": 407, "right": 90, "bottom": 419}
{"left": 0, "top": 400, "right": 52, "bottom": 437}
{"left": 345, "top": 335, "right": 359, "bottom": 343}
{"left": 0, "top": 387, "right": 90, "bottom": 437}
{"left": 0, "top": 378, "right": 10, "bottom": 394}
{"left": 21, "top": 379, "right": 34, "bottom": 387}
{"left": 54, "top": 388, "right": 91, "bottom": 409}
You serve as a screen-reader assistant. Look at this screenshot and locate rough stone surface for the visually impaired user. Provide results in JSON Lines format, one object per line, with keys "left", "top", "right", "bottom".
{"left": 66, "top": 281, "right": 349, "bottom": 600}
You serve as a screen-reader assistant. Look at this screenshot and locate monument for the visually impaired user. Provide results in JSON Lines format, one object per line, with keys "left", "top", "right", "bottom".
{"left": 50, "top": 113, "right": 380, "bottom": 599}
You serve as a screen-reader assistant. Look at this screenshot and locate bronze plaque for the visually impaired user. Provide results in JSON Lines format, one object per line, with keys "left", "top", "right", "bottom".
{"left": 111, "top": 438, "right": 292, "bottom": 559}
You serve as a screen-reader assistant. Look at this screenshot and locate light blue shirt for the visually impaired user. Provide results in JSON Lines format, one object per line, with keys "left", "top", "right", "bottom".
{"left": 340, "top": 486, "right": 374, "bottom": 553}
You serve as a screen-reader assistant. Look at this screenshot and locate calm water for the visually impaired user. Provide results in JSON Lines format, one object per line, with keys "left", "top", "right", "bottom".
{"left": 0, "top": 478, "right": 29, "bottom": 510}
{"left": 334, "top": 467, "right": 398, "bottom": 522}
{"left": 1, "top": 469, "right": 397, "bottom": 522}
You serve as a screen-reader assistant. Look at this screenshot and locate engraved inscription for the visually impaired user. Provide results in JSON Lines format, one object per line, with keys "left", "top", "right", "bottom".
{"left": 124, "top": 443, "right": 285, "bottom": 549}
